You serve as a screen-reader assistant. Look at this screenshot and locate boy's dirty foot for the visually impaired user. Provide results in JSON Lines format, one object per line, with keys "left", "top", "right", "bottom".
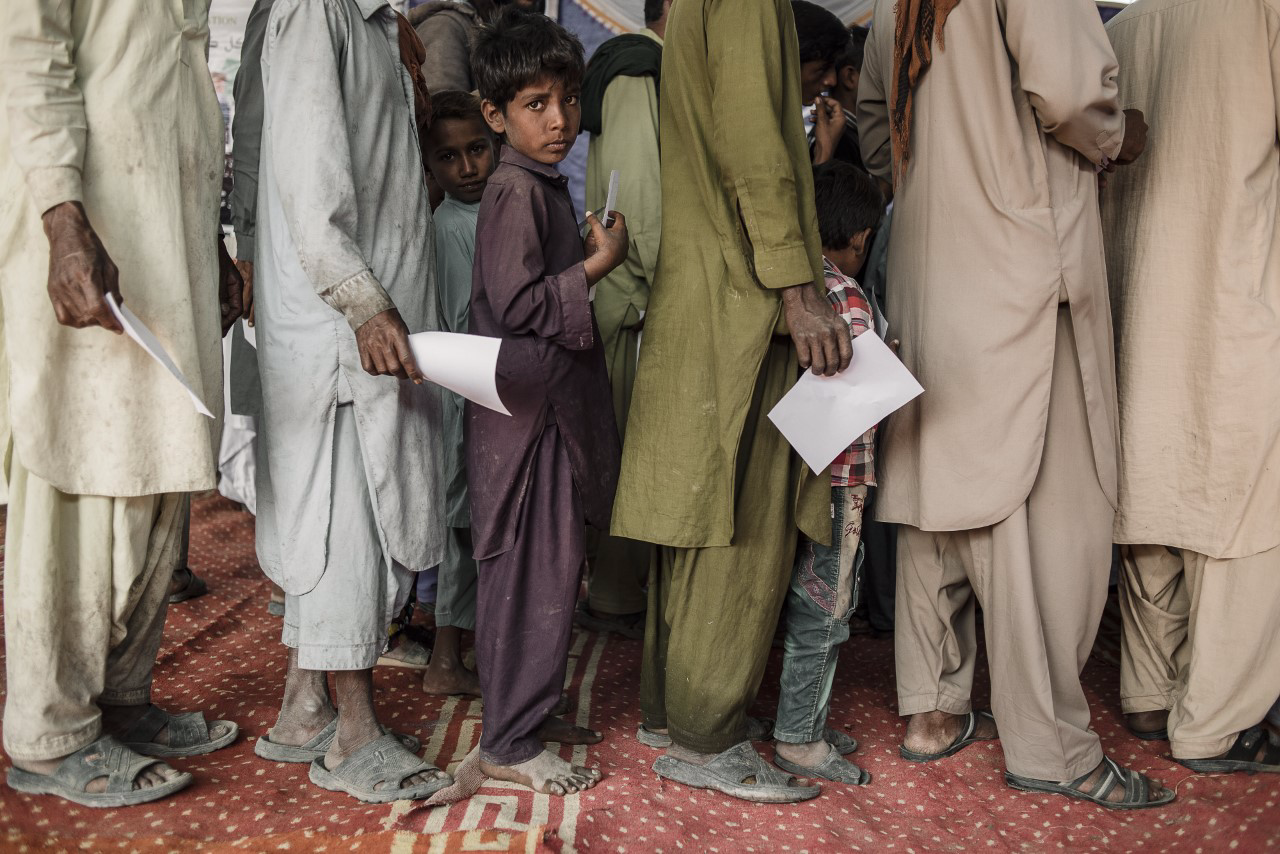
{"left": 11, "top": 751, "right": 182, "bottom": 793}
{"left": 775, "top": 739, "right": 829, "bottom": 767}
{"left": 903, "top": 709, "right": 997, "bottom": 756}
{"left": 536, "top": 716, "right": 602, "bottom": 745}
{"left": 479, "top": 750, "right": 601, "bottom": 795}
{"left": 1126, "top": 710, "right": 1169, "bottom": 735}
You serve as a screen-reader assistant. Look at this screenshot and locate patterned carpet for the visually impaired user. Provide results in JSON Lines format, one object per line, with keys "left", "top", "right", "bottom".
{"left": 0, "top": 494, "right": 1276, "bottom": 852}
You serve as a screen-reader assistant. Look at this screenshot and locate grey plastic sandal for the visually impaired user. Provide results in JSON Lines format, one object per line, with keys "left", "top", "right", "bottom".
{"left": 774, "top": 746, "right": 871, "bottom": 785}
{"left": 254, "top": 718, "right": 422, "bottom": 764}
{"left": 120, "top": 706, "right": 238, "bottom": 758}
{"left": 1006, "top": 755, "right": 1175, "bottom": 810}
{"left": 308, "top": 733, "right": 452, "bottom": 803}
{"left": 637, "top": 716, "right": 774, "bottom": 749}
{"left": 651, "top": 741, "right": 821, "bottom": 803}
{"left": 826, "top": 728, "right": 858, "bottom": 755}
{"left": 6, "top": 735, "right": 192, "bottom": 808}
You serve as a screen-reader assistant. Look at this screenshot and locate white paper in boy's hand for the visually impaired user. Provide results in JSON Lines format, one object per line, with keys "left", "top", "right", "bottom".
{"left": 768, "top": 332, "right": 923, "bottom": 474}
{"left": 105, "top": 293, "right": 214, "bottom": 418}
{"left": 604, "top": 169, "right": 620, "bottom": 226}
{"left": 407, "top": 331, "right": 511, "bottom": 416}
{"left": 242, "top": 318, "right": 257, "bottom": 348}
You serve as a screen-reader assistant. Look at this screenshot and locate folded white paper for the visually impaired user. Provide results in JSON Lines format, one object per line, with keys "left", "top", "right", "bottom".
{"left": 106, "top": 294, "right": 214, "bottom": 418}
{"left": 242, "top": 318, "right": 257, "bottom": 348}
{"left": 768, "top": 332, "right": 923, "bottom": 474}
{"left": 604, "top": 169, "right": 620, "bottom": 226}
{"left": 408, "top": 331, "right": 510, "bottom": 416}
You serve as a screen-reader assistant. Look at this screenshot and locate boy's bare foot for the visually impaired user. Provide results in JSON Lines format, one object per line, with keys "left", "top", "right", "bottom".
{"left": 100, "top": 702, "right": 236, "bottom": 747}
{"left": 903, "top": 709, "right": 998, "bottom": 756}
{"left": 479, "top": 750, "right": 601, "bottom": 796}
{"left": 536, "top": 716, "right": 602, "bottom": 745}
{"left": 1069, "top": 759, "right": 1173, "bottom": 804}
{"left": 422, "top": 625, "right": 482, "bottom": 697}
{"left": 775, "top": 739, "right": 829, "bottom": 767}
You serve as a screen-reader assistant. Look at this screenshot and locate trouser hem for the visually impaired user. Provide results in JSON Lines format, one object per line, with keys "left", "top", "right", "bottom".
{"left": 480, "top": 740, "right": 543, "bottom": 767}
{"left": 1172, "top": 734, "right": 1237, "bottom": 760}
{"left": 586, "top": 595, "right": 647, "bottom": 616}
{"left": 1005, "top": 744, "right": 1103, "bottom": 783}
{"left": 1119, "top": 693, "right": 1172, "bottom": 715}
{"left": 898, "top": 692, "right": 972, "bottom": 717}
{"left": 4, "top": 721, "right": 102, "bottom": 763}
{"left": 774, "top": 727, "right": 825, "bottom": 745}
{"left": 289, "top": 641, "right": 382, "bottom": 671}
{"left": 668, "top": 726, "right": 741, "bottom": 755}
{"left": 433, "top": 609, "right": 476, "bottom": 631}
{"left": 99, "top": 686, "right": 152, "bottom": 706}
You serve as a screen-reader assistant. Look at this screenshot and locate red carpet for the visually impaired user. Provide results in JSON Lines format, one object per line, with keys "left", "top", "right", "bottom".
{"left": 0, "top": 494, "right": 1276, "bottom": 851}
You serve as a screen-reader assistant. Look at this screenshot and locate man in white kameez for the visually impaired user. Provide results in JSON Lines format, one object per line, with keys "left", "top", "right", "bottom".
{"left": 246, "top": 0, "right": 452, "bottom": 803}
{"left": 1103, "top": 0, "right": 1280, "bottom": 775}
{"left": 0, "top": 0, "right": 243, "bottom": 807}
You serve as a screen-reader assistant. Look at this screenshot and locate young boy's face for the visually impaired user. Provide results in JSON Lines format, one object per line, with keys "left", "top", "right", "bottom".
{"left": 799, "top": 59, "right": 837, "bottom": 106}
{"left": 425, "top": 116, "right": 497, "bottom": 204}
{"left": 482, "top": 75, "right": 581, "bottom": 167}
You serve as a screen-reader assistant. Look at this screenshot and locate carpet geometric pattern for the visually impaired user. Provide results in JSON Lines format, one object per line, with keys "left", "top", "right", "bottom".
{"left": 0, "top": 495, "right": 1276, "bottom": 852}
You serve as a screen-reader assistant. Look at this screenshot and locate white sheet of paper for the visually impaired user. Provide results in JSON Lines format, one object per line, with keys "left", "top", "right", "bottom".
{"left": 242, "top": 318, "right": 257, "bottom": 348}
{"left": 604, "top": 169, "right": 620, "bottom": 225}
{"left": 768, "top": 332, "right": 923, "bottom": 473}
{"left": 408, "top": 331, "right": 510, "bottom": 416}
{"left": 106, "top": 294, "right": 214, "bottom": 418}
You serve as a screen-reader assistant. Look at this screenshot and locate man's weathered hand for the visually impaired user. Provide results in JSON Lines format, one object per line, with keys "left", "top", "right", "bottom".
{"left": 42, "top": 201, "right": 124, "bottom": 334}
{"left": 782, "top": 282, "right": 853, "bottom": 376}
{"left": 218, "top": 239, "right": 245, "bottom": 335}
{"left": 355, "top": 308, "right": 424, "bottom": 383}
{"left": 235, "top": 259, "right": 255, "bottom": 326}
{"left": 1114, "top": 108, "right": 1148, "bottom": 167}
{"left": 811, "top": 96, "right": 845, "bottom": 166}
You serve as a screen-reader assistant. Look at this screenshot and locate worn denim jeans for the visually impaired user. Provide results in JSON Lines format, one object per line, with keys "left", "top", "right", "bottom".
{"left": 775, "top": 484, "right": 868, "bottom": 744}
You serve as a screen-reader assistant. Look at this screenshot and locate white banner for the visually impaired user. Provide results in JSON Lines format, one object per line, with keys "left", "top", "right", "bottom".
{"left": 574, "top": 0, "right": 874, "bottom": 33}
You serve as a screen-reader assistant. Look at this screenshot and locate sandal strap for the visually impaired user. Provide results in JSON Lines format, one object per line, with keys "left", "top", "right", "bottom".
{"left": 119, "top": 706, "right": 171, "bottom": 744}
{"left": 1227, "top": 727, "right": 1266, "bottom": 763}
{"left": 328, "top": 733, "right": 437, "bottom": 790}
{"left": 165, "top": 712, "right": 212, "bottom": 748}
{"left": 53, "top": 736, "right": 165, "bottom": 794}
{"left": 706, "top": 742, "right": 797, "bottom": 789}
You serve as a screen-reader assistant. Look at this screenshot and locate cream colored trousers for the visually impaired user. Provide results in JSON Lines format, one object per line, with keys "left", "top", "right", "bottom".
{"left": 1119, "top": 543, "right": 1280, "bottom": 759}
{"left": 895, "top": 308, "right": 1114, "bottom": 781}
{"left": 2, "top": 446, "right": 186, "bottom": 761}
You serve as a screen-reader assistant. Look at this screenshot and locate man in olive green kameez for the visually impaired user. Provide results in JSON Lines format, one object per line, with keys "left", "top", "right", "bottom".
{"left": 610, "top": 0, "right": 851, "bottom": 803}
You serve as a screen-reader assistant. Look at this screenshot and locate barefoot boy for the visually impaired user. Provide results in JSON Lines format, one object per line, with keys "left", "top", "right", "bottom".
{"left": 419, "top": 90, "right": 498, "bottom": 701}
{"left": 772, "top": 162, "right": 882, "bottom": 786}
{"left": 468, "top": 8, "right": 628, "bottom": 796}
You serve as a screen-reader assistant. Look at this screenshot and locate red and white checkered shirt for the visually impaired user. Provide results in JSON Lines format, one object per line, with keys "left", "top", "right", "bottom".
{"left": 824, "top": 258, "right": 877, "bottom": 487}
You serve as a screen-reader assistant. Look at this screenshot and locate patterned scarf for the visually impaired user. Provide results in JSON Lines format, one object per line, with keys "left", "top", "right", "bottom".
{"left": 890, "top": 0, "right": 960, "bottom": 182}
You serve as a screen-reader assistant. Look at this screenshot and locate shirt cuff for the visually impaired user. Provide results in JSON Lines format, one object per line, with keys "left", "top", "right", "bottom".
{"left": 319, "top": 268, "right": 396, "bottom": 331}
{"left": 235, "top": 231, "right": 255, "bottom": 263}
{"left": 551, "top": 261, "right": 593, "bottom": 350}
{"left": 26, "top": 165, "right": 83, "bottom": 215}
{"left": 1094, "top": 119, "right": 1126, "bottom": 165}
{"left": 753, "top": 243, "right": 817, "bottom": 290}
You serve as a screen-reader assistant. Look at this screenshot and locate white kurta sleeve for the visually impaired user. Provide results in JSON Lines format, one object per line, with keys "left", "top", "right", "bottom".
{"left": 265, "top": 0, "right": 395, "bottom": 331}
{"left": 1001, "top": 0, "right": 1126, "bottom": 165}
{"left": 2, "top": 0, "right": 88, "bottom": 214}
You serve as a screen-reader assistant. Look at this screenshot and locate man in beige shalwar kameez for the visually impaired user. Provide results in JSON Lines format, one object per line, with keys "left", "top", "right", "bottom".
{"left": 1103, "top": 0, "right": 1280, "bottom": 775}
{"left": 0, "top": 0, "right": 242, "bottom": 807}
{"left": 859, "top": 0, "right": 1170, "bottom": 806}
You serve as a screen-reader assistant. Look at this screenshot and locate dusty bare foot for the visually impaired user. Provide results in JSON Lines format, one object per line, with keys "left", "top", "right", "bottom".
{"left": 100, "top": 703, "right": 235, "bottom": 747}
{"left": 775, "top": 739, "right": 829, "bottom": 767}
{"left": 903, "top": 710, "right": 998, "bottom": 756}
{"left": 12, "top": 750, "right": 183, "bottom": 793}
{"left": 666, "top": 743, "right": 715, "bottom": 765}
{"left": 537, "top": 716, "right": 602, "bottom": 745}
{"left": 479, "top": 750, "right": 601, "bottom": 795}
{"left": 551, "top": 691, "right": 573, "bottom": 718}
{"left": 422, "top": 625, "right": 482, "bottom": 697}
{"left": 269, "top": 650, "right": 336, "bottom": 746}
{"left": 1126, "top": 710, "right": 1169, "bottom": 734}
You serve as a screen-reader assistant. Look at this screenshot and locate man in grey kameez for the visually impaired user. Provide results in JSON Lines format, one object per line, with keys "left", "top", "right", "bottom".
{"left": 248, "top": 0, "right": 450, "bottom": 803}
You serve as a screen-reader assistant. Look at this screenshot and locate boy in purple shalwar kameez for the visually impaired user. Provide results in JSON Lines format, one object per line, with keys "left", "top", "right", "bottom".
{"left": 468, "top": 8, "right": 629, "bottom": 796}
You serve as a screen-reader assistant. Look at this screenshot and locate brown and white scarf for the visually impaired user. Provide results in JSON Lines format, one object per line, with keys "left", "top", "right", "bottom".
{"left": 890, "top": 0, "right": 961, "bottom": 182}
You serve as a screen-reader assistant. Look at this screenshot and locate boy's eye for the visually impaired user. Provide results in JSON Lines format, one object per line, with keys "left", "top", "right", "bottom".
{"left": 527, "top": 99, "right": 544, "bottom": 111}
{"left": 564, "top": 95, "right": 579, "bottom": 106}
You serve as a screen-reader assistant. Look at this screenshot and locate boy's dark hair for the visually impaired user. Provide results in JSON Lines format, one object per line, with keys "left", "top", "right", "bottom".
{"left": 791, "top": 1, "right": 850, "bottom": 66}
{"left": 473, "top": 6, "right": 586, "bottom": 108}
{"left": 813, "top": 162, "right": 883, "bottom": 249}
{"left": 428, "top": 89, "right": 486, "bottom": 127}
{"left": 644, "top": 0, "right": 666, "bottom": 25}
{"left": 837, "top": 26, "right": 869, "bottom": 74}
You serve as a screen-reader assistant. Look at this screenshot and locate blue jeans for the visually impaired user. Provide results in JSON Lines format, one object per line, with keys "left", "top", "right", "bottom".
{"left": 775, "top": 485, "right": 867, "bottom": 744}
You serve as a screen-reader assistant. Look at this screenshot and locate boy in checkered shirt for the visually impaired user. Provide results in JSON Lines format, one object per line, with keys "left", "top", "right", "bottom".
{"left": 773, "top": 161, "right": 884, "bottom": 785}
